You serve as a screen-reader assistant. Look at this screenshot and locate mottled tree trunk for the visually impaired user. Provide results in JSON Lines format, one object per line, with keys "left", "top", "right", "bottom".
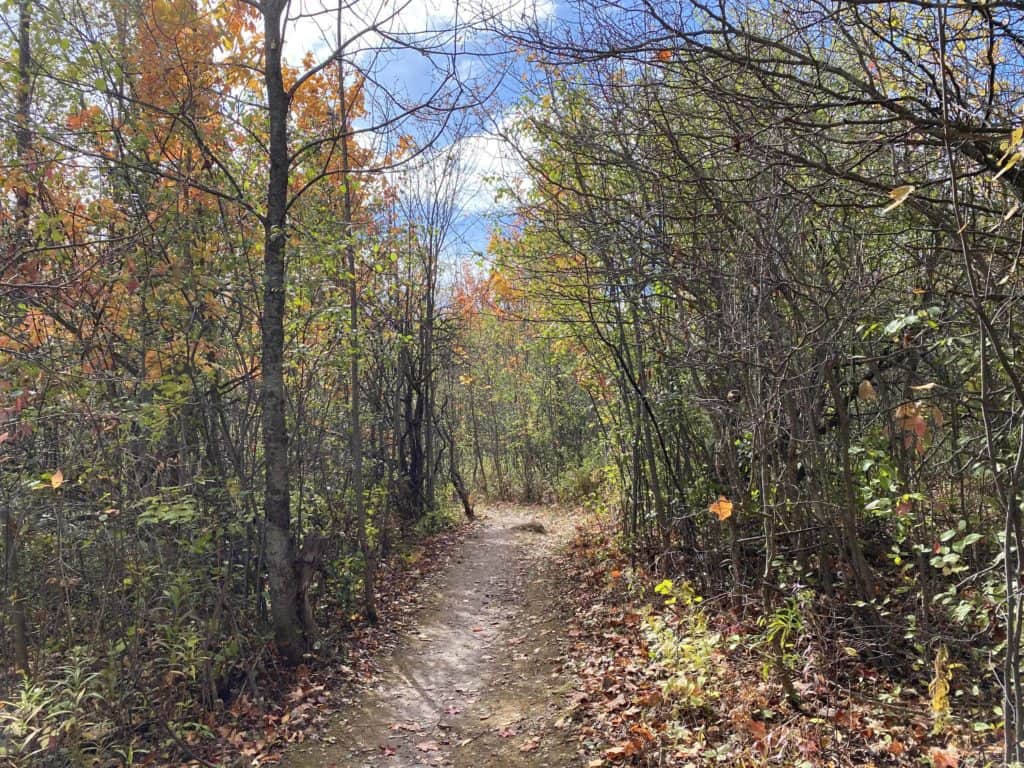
{"left": 261, "top": 0, "right": 303, "bottom": 664}
{"left": 5, "top": 0, "right": 33, "bottom": 675}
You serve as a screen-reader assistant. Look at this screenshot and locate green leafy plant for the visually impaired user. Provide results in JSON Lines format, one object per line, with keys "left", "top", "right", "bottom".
{"left": 644, "top": 579, "right": 719, "bottom": 711}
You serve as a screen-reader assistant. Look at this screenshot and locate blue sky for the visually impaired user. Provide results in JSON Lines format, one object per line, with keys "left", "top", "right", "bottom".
{"left": 281, "top": 0, "right": 558, "bottom": 263}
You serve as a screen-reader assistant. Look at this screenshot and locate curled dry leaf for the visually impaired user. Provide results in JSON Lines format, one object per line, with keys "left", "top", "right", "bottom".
{"left": 882, "top": 184, "right": 915, "bottom": 213}
{"left": 858, "top": 379, "right": 877, "bottom": 401}
{"left": 519, "top": 736, "right": 540, "bottom": 753}
{"left": 709, "top": 494, "right": 733, "bottom": 521}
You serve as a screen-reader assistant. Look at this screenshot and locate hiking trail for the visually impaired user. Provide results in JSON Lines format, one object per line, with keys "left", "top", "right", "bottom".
{"left": 280, "top": 505, "right": 579, "bottom": 768}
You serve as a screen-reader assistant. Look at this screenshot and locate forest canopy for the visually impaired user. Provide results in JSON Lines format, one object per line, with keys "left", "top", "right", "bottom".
{"left": 3, "top": 0, "right": 1024, "bottom": 765}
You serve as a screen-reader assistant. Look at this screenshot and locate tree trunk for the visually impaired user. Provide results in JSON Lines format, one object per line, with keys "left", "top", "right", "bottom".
{"left": 338, "top": 52, "right": 377, "bottom": 624}
{"left": 261, "top": 0, "right": 303, "bottom": 664}
{"left": 4, "top": 0, "right": 33, "bottom": 675}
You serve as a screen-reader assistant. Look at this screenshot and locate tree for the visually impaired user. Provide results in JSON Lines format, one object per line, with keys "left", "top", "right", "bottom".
{"left": 492, "top": 0, "right": 1024, "bottom": 750}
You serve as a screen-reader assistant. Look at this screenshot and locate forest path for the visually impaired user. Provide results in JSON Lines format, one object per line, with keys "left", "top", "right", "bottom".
{"left": 280, "top": 505, "right": 579, "bottom": 768}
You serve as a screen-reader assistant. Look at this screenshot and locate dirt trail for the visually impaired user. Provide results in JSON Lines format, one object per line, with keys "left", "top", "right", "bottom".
{"left": 281, "top": 506, "right": 579, "bottom": 768}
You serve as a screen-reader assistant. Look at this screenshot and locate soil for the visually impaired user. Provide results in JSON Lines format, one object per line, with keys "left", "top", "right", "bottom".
{"left": 279, "top": 505, "right": 580, "bottom": 768}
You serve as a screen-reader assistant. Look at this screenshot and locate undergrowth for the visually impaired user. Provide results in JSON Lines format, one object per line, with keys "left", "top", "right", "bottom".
{"left": 560, "top": 517, "right": 1002, "bottom": 768}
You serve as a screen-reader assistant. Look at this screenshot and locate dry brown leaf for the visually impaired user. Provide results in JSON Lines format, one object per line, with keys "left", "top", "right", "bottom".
{"left": 709, "top": 495, "right": 733, "bottom": 521}
{"left": 858, "top": 379, "right": 877, "bottom": 401}
{"left": 929, "top": 745, "right": 959, "bottom": 768}
{"left": 519, "top": 736, "right": 540, "bottom": 753}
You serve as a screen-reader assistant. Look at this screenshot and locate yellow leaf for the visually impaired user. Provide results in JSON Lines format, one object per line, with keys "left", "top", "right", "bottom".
{"left": 51, "top": 469, "right": 64, "bottom": 490}
{"left": 995, "top": 151, "right": 1021, "bottom": 181}
{"left": 910, "top": 382, "right": 938, "bottom": 393}
{"left": 882, "top": 184, "right": 915, "bottom": 214}
{"left": 929, "top": 648, "right": 951, "bottom": 721}
{"left": 709, "top": 495, "right": 733, "bottom": 521}
{"left": 999, "top": 126, "right": 1024, "bottom": 164}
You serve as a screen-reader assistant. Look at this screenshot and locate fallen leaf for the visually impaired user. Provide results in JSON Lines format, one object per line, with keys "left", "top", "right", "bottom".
{"left": 929, "top": 745, "right": 959, "bottom": 768}
{"left": 519, "top": 736, "right": 540, "bottom": 752}
{"left": 416, "top": 740, "right": 440, "bottom": 753}
{"left": 745, "top": 718, "right": 767, "bottom": 740}
{"left": 604, "top": 739, "right": 641, "bottom": 761}
{"left": 390, "top": 721, "right": 421, "bottom": 733}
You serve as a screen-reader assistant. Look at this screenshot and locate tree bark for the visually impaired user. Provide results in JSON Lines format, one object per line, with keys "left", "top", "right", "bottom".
{"left": 4, "top": 0, "right": 33, "bottom": 675}
{"left": 261, "top": 0, "right": 303, "bottom": 664}
{"left": 337, "top": 51, "right": 377, "bottom": 624}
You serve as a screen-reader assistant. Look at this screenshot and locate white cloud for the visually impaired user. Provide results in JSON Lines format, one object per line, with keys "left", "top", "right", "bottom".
{"left": 282, "top": 0, "right": 555, "bottom": 66}
{"left": 448, "top": 120, "right": 534, "bottom": 215}
{"left": 391, "top": 109, "right": 536, "bottom": 221}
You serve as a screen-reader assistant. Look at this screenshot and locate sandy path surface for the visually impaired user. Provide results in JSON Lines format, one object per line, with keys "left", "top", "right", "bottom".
{"left": 279, "top": 506, "right": 579, "bottom": 768}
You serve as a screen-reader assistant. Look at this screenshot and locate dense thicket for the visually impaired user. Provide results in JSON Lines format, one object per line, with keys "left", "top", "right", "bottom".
{"left": 467, "top": 0, "right": 1024, "bottom": 761}
{"left": 6, "top": 0, "right": 1024, "bottom": 763}
{"left": 0, "top": 0, "right": 485, "bottom": 762}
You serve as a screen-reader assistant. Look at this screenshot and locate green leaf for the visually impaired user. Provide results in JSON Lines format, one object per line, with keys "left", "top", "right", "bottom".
{"left": 654, "top": 578, "right": 674, "bottom": 596}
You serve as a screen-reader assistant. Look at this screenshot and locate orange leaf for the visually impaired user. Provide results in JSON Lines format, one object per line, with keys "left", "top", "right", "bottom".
{"left": 604, "top": 740, "right": 642, "bottom": 761}
{"left": 51, "top": 469, "right": 64, "bottom": 490}
{"left": 744, "top": 718, "right": 767, "bottom": 739}
{"left": 709, "top": 495, "right": 733, "bottom": 521}
{"left": 656, "top": 49, "right": 673, "bottom": 61}
{"left": 929, "top": 745, "right": 959, "bottom": 768}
